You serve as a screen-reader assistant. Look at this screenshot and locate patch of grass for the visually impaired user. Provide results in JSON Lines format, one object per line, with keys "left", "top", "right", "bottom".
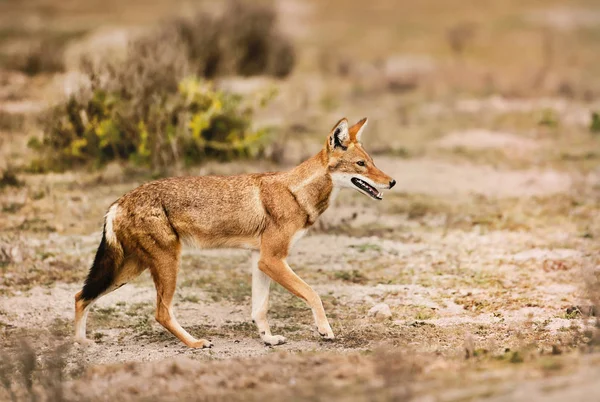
{"left": 495, "top": 349, "right": 524, "bottom": 364}
{"left": 414, "top": 307, "right": 435, "bottom": 321}
{"left": 222, "top": 321, "right": 256, "bottom": 338}
{"left": 0, "top": 168, "right": 23, "bottom": 190}
{"left": 564, "top": 308, "right": 580, "bottom": 320}
{"left": 333, "top": 321, "right": 411, "bottom": 349}
{"left": 333, "top": 269, "right": 368, "bottom": 284}
{"left": 0, "top": 256, "right": 85, "bottom": 292}
{"left": 96, "top": 307, "right": 117, "bottom": 316}
{"left": 183, "top": 271, "right": 251, "bottom": 303}
{"left": 0, "top": 111, "right": 25, "bottom": 132}
{"left": 181, "top": 294, "right": 200, "bottom": 303}
{"left": 538, "top": 108, "right": 560, "bottom": 128}
{"left": 12, "top": 218, "right": 55, "bottom": 233}
{"left": 37, "top": 251, "right": 55, "bottom": 260}
{"left": 49, "top": 319, "right": 71, "bottom": 338}
{"left": 590, "top": 112, "right": 600, "bottom": 134}
{"left": 125, "top": 302, "right": 153, "bottom": 318}
{"left": 386, "top": 194, "right": 450, "bottom": 220}
{"left": 349, "top": 243, "right": 382, "bottom": 253}
{"left": 454, "top": 294, "right": 492, "bottom": 312}
{"left": 270, "top": 287, "right": 312, "bottom": 320}
{"left": 538, "top": 357, "right": 564, "bottom": 372}
{"left": 133, "top": 316, "right": 153, "bottom": 337}
{"left": 559, "top": 151, "right": 599, "bottom": 162}
{"left": 31, "top": 190, "right": 45, "bottom": 200}
{"left": 2, "top": 203, "right": 24, "bottom": 213}
{"left": 273, "top": 322, "right": 304, "bottom": 333}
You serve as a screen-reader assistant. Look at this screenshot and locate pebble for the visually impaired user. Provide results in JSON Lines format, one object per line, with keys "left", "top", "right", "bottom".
{"left": 368, "top": 303, "right": 392, "bottom": 320}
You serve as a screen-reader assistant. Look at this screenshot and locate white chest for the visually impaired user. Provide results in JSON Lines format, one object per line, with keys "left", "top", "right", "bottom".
{"left": 329, "top": 187, "right": 340, "bottom": 203}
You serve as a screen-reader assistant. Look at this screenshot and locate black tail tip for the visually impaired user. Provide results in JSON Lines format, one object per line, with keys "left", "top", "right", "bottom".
{"left": 80, "top": 230, "right": 116, "bottom": 301}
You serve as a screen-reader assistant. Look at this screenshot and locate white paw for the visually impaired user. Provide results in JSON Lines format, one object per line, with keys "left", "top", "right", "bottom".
{"left": 262, "top": 334, "right": 286, "bottom": 346}
{"left": 189, "top": 339, "right": 213, "bottom": 349}
{"left": 317, "top": 325, "right": 335, "bottom": 340}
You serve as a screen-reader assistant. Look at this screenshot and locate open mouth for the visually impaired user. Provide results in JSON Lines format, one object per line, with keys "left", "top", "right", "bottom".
{"left": 351, "top": 178, "right": 383, "bottom": 200}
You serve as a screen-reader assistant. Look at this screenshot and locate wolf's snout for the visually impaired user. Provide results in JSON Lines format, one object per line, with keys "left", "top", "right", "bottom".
{"left": 389, "top": 179, "right": 396, "bottom": 189}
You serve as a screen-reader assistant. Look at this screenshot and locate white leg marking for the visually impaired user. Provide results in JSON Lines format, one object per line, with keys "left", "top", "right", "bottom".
{"left": 251, "top": 253, "right": 285, "bottom": 346}
{"left": 313, "top": 307, "right": 334, "bottom": 339}
{"left": 75, "top": 301, "right": 95, "bottom": 345}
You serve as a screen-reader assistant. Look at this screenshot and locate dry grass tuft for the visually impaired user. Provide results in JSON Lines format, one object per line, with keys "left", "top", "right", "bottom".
{"left": 8, "top": 40, "right": 66, "bottom": 76}
{"left": 578, "top": 264, "right": 600, "bottom": 349}
{"left": 0, "top": 111, "right": 26, "bottom": 132}
{"left": 173, "top": 0, "right": 295, "bottom": 78}
{"left": 0, "top": 168, "right": 23, "bottom": 190}
{"left": 0, "top": 335, "right": 74, "bottom": 402}
{"left": 373, "top": 348, "right": 421, "bottom": 401}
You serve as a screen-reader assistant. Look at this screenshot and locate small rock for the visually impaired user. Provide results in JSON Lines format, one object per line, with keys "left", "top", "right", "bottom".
{"left": 368, "top": 303, "right": 392, "bottom": 320}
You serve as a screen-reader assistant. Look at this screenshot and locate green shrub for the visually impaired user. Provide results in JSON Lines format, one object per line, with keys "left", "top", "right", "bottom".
{"left": 33, "top": 77, "right": 274, "bottom": 171}
{"left": 30, "top": 0, "right": 291, "bottom": 171}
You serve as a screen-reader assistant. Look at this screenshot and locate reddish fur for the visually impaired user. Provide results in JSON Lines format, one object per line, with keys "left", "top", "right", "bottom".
{"left": 74, "top": 118, "right": 394, "bottom": 347}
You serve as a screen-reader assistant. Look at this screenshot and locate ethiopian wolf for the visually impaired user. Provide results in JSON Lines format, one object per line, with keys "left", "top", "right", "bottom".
{"left": 74, "top": 117, "right": 396, "bottom": 348}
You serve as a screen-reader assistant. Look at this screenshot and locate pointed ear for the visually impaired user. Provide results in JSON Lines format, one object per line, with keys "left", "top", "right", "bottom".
{"left": 328, "top": 118, "right": 350, "bottom": 150}
{"left": 349, "top": 117, "right": 368, "bottom": 143}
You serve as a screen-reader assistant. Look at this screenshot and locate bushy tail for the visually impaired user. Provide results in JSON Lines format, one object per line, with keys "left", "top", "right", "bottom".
{"left": 80, "top": 223, "right": 123, "bottom": 301}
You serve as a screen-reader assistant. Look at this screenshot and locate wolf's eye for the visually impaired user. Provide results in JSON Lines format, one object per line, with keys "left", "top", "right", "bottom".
{"left": 356, "top": 161, "right": 366, "bottom": 167}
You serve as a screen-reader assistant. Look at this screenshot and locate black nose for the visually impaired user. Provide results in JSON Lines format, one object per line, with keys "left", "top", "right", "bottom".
{"left": 389, "top": 179, "right": 396, "bottom": 189}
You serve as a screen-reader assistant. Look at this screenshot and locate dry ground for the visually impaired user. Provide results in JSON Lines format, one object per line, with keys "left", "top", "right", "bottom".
{"left": 2, "top": 0, "right": 600, "bottom": 401}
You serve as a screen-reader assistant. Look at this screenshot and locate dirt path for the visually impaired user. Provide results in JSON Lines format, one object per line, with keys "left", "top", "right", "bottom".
{"left": 1, "top": 153, "right": 590, "bottom": 365}
{"left": 3, "top": 114, "right": 600, "bottom": 401}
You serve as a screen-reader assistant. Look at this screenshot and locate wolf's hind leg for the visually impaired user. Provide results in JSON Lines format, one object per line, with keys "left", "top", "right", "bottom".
{"left": 74, "top": 291, "right": 95, "bottom": 344}
{"left": 251, "top": 252, "right": 286, "bottom": 346}
{"left": 150, "top": 251, "right": 212, "bottom": 349}
{"left": 75, "top": 257, "right": 146, "bottom": 344}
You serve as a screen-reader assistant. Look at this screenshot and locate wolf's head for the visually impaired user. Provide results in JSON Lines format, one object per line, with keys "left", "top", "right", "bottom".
{"left": 325, "top": 117, "right": 395, "bottom": 200}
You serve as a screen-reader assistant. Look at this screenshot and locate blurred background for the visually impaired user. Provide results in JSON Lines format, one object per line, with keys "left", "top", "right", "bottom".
{"left": 1, "top": 1, "right": 600, "bottom": 401}
{"left": 1, "top": 0, "right": 599, "bottom": 173}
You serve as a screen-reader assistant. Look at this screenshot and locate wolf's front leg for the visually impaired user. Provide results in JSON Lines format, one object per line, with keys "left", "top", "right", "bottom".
{"left": 258, "top": 255, "right": 334, "bottom": 340}
{"left": 251, "top": 253, "right": 286, "bottom": 346}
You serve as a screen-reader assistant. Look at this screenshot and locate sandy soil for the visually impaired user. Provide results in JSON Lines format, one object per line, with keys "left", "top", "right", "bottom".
{"left": 2, "top": 143, "right": 598, "bottom": 400}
